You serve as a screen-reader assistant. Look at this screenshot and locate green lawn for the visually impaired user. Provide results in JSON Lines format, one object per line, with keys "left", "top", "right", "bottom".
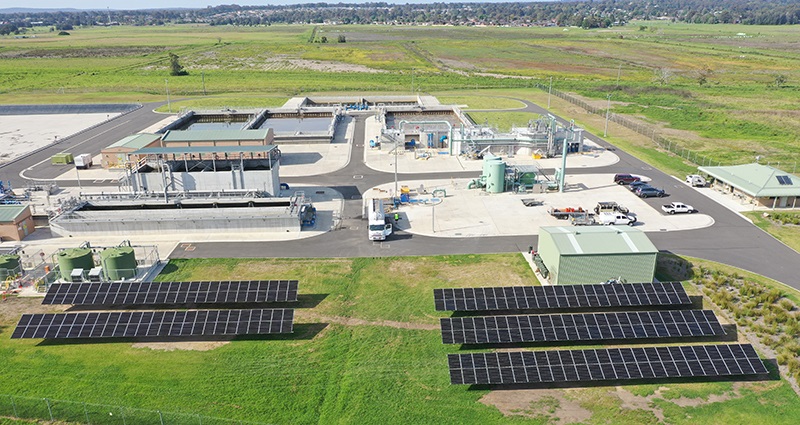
{"left": 2, "top": 255, "right": 800, "bottom": 424}
{"left": 742, "top": 211, "right": 800, "bottom": 257}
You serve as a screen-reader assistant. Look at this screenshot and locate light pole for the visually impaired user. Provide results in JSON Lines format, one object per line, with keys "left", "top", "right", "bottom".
{"left": 394, "top": 139, "right": 399, "bottom": 197}
{"left": 603, "top": 93, "right": 611, "bottom": 138}
{"left": 165, "top": 79, "right": 171, "bottom": 113}
{"left": 547, "top": 76, "right": 553, "bottom": 109}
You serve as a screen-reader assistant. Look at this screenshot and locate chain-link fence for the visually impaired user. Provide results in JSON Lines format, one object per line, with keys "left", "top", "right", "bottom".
{"left": 0, "top": 394, "right": 268, "bottom": 425}
{"left": 535, "top": 83, "right": 799, "bottom": 173}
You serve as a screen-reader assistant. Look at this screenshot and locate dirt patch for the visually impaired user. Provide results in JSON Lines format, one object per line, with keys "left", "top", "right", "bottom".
{"left": 614, "top": 382, "right": 759, "bottom": 421}
{"left": 0, "top": 296, "right": 66, "bottom": 324}
{"left": 480, "top": 389, "right": 592, "bottom": 423}
{"left": 299, "top": 311, "right": 436, "bottom": 331}
{"left": 615, "top": 387, "right": 666, "bottom": 422}
{"left": 132, "top": 341, "right": 230, "bottom": 351}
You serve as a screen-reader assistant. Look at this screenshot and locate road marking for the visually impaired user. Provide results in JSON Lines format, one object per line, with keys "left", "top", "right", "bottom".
{"left": 19, "top": 119, "right": 132, "bottom": 180}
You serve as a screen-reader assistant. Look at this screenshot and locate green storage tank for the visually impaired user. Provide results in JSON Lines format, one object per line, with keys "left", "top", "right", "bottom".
{"left": 486, "top": 161, "right": 506, "bottom": 193}
{"left": 482, "top": 154, "right": 501, "bottom": 177}
{"left": 101, "top": 247, "right": 137, "bottom": 281}
{"left": 57, "top": 248, "right": 94, "bottom": 280}
{"left": 0, "top": 255, "right": 21, "bottom": 278}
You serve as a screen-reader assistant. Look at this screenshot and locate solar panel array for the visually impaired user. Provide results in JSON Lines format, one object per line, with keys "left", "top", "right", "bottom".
{"left": 448, "top": 344, "right": 767, "bottom": 385}
{"left": 433, "top": 282, "right": 690, "bottom": 312}
{"left": 440, "top": 310, "right": 724, "bottom": 345}
{"left": 43, "top": 280, "right": 298, "bottom": 306}
{"left": 11, "top": 309, "right": 293, "bottom": 339}
{"left": 776, "top": 175, "right": 793, "bottom": 186}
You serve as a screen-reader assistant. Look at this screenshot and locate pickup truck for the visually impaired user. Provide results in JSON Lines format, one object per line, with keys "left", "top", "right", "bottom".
{"left": 662, "top": 202, "right": 696, "bottom": 214}
{"left": 598, "top": 212, "right": 637, "bottom": 226}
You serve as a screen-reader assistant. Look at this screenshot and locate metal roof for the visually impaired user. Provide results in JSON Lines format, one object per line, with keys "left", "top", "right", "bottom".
{"left": 106, "top": 133, "right": 161, "bottom": 150}
{"left": 698, "top": 163, "right": 800, "bottom": 197}
{"left": 541, "top": 226, "right": 658, "bottom": 256}
{"left": 0, "top": 205, "right": 29, "bottom": 223}
{"left": 161, "top": 129, "right": 270, "bottom": 142}
{"left": 133, "top": 145, "right": 277, "bottom": 155}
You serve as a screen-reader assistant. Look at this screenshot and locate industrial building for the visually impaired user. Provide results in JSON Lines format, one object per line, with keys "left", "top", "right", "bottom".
{"left": 0, "top": 205, "right": 35, "bottom": 241}
{"left": 698, "top": 163, "right": 799, "bottom": 209}
{"left": 537, "top": 226, "right": 658, "bottom": 285}
{"left": 100, "top": 133, "right": 161, "bottom": 169}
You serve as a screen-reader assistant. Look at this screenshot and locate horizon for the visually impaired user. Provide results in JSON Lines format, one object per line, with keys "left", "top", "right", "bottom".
{"left": 3, "top": 0, "right": 536, "bottom": 11}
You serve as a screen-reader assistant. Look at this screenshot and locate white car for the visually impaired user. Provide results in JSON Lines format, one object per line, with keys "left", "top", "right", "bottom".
{"left": 686, "top": 174, "right": 707, "bottom": 187}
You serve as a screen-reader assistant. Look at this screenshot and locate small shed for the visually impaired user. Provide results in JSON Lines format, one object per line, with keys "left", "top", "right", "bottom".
{"left": 698, "top": 163, "right": 800, "bottom": 209}
{"left": 538, "top": 226, "right": 658, "bottom": 285}
{"left": 101, "top": 133, "right": 161, "bottom": 169}
{"left": 0, "top": 205, "right": 35, "bottom": 241}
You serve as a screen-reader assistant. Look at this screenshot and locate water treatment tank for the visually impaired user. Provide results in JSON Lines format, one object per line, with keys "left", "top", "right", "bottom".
{"left": 57, "top": 248, "right": 95, "bottom": 281}
{"left": 100, "top": 247, "right": 137, "bottom": 281}
{"left": 486, "top": 161, "right": 506, "bottom": 193}
{"left": 0, "top": 255, "right": 20, "bottom": 277}
{"left": 482, "top": 154, "right": 501, "bottom": 177}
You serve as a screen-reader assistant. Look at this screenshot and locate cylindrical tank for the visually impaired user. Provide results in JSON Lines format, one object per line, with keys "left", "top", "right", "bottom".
{"left": 57, "top": 248, "right": 95, "bottom": 281}
{"left": 482, "top": 154, "right": 501, "bottom": 177}
{"left": 0, "top": 254, "right": 21, "bottom": 277}
{"left": 486, "top": 161, "right": 506, "bottom": 193}
{"left": 101, "top": 247, "right": 137, "bottom": 281}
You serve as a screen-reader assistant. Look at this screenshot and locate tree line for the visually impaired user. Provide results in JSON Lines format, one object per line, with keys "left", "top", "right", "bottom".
{"left": 2, "top": 0, "right": 800, "bottom": 35}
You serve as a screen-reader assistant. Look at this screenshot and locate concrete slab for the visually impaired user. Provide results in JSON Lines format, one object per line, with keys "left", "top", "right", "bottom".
{"left": 370, "top": 174, "right": 714, "bottom": 238}
{"left": 0, "top": 113, "right": 122, "bottom": 164}
{"left": 362, "top": 116, "right": 619, "bottom": 174}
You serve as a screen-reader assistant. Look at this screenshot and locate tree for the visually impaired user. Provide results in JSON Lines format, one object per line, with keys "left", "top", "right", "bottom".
{"left": 773, "top": 74, "right": 787, "bottom": 88}
{"left": 653, "top": 68, "right": 673, "bottom": 86}
{"left": 168, "top": 52, "right": 188, "bottom": 76}
{"left": 337, "top": 34, "right": 346, "bottom": 43}
{"left": 320, "top": 36, "right": 328, "bottom": 43}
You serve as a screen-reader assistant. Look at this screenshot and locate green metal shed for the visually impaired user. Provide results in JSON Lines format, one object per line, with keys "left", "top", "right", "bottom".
{"left": 538, "top": 226, "right": 658, "bottom": 285}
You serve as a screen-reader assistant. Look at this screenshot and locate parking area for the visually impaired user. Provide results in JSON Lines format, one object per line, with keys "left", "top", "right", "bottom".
{"left": 371, "top": 174, "right": 714, "bottom": 238}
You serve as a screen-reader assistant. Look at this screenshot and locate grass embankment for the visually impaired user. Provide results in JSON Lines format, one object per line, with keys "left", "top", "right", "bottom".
{"left": 153, "top": 96, "right": 290, "bottom": 113}
{"left": 2, "top": 255, "right": 800, "bottom": 424}
{"left": 743, "top": 211, "right": 800, "bottom": 254}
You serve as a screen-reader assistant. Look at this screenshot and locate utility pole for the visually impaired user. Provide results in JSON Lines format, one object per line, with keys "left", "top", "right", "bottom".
{"left": 165, "top": 79, "right": 171, "bottom": 113}
{"left": 604, "top": 93, "right": 611, "bottom": 138}
{"left": 547, "top": 76, "right": 553, "bottom": 109}
{"left": 394, "top": 138, "right": 399, "bottom": 197}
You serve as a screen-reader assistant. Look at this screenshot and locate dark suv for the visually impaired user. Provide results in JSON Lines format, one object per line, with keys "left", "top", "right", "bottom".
{"left": 636, "top": 186, "right": 666, "bottom": 198}
{"left": 614, "top": 174, "right": 641, "bottom": 185}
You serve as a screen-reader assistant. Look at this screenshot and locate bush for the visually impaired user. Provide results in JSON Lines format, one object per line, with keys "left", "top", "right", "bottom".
{"left": 57, "top": 31, "right": 70, "bottom": 36}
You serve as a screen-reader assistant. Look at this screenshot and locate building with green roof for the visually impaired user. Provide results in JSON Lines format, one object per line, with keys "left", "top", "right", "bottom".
{"left": 698, "top": 163, "right": 799, "bottom": 208}
{"left": 0, "top": 205, "right": 34, "bottom": 241}
{"left": 537, "top": 226, "right": 658, "bottom": 285}
{"left": 160, "top": 129, "right": 274, "bottom": 146}
{"left": 101, "top": 133, "right": 161, "bottom": 169}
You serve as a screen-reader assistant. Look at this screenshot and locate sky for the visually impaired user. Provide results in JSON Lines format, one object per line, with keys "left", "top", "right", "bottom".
{"left": 7, "top": 0, "right": 520, "bottom": 10}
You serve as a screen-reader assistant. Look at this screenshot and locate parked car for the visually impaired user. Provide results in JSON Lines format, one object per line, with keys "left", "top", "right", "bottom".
{"left": 614, "top": 173, "right": 641, "bottom": 185}
{"left": 686, "top": 174, "right": 707, "bottom": 187}
{"left": 662, "top": 202, "right": 696, "bottom": 214}
{"left": 636, "top": 186, "right": 666, "bottom": 198}
{"left": 598, "top": 212, "right": 637, "bottom": 226}
{"left": 628, "top": 181, "right": 650, "bottom": 192}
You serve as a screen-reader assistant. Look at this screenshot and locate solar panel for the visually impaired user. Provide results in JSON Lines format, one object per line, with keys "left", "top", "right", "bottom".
{"left": 433, "top": 282, "right": 691, "bottom": 312}
{"left": 776, "top": 175, "right": 793, "bottom": 185}
{"left": 10, "top": 309, "right": 294, "bottom": 339}
{"left": 43, "top": 280, "right": 299, "bottom": 306}
{"left": 448, "top": 344, "right": 767, "bottom": 385}
{"left": 440, "top": 310, "right": 724, "bottom": 345}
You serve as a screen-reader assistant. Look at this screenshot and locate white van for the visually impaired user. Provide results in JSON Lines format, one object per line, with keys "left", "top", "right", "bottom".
{"left": 598, "top": 212, "right": 637, "bottom": 226}
{"left": 686, "top": 174, "right": 706, "bottom": 187}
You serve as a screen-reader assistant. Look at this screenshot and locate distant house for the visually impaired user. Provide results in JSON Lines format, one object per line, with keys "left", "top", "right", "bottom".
{"left": 0, "top": 205, "right": 35, "bottom": 241}
{"left": 698, "top": 163, "right": 799, "bottom": 209}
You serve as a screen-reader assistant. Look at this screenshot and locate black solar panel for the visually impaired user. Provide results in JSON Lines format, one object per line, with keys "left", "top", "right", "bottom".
{"left": 10, "top": 309, "right": 294, "bottom": 339}
{"left": 776, "top": 175, "right": 793, "bottom": 185}
{"left": 440, "top": 310, "right": 724, "bottom": 345}
{"left": 433, "top": 282, "right": 690, "bottom": 312}
{"left": 43, "top": 281, "right": 298, "bottom": 306}
{"left": 448, "top": 344, "right": 767, "bottom": 385}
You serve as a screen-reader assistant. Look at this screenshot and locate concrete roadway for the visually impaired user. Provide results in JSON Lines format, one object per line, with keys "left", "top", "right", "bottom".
{"left": 0, "top": 103, "right": 166, "bottom": 188}
{"left": 6, "top": 100, "right": 799, "bottom": 289}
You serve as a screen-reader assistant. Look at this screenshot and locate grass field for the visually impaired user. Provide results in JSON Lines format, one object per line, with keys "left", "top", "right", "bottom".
{"left": 742, "top": 212, "right": 800, "bottom": 256}
{"left": 2, "top": 255, "right": 800, "bottom": 424}
{"left": 3, "top": 22, "right": 800, "bottom": 167}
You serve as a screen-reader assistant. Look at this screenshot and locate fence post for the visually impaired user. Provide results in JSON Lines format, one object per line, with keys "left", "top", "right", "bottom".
{"left": 84, "top": 403, "right": 90, "bottom": 424}
{"left": 45, "top": 398, "right": 54, "bottom": 421}
{"left": 159, "top": 410, "right": 165, "bottom": 425}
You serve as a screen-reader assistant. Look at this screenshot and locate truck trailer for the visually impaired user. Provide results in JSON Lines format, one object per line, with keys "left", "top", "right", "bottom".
{"left": 368, "top": 199, "right": 393, "bottom": 241}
